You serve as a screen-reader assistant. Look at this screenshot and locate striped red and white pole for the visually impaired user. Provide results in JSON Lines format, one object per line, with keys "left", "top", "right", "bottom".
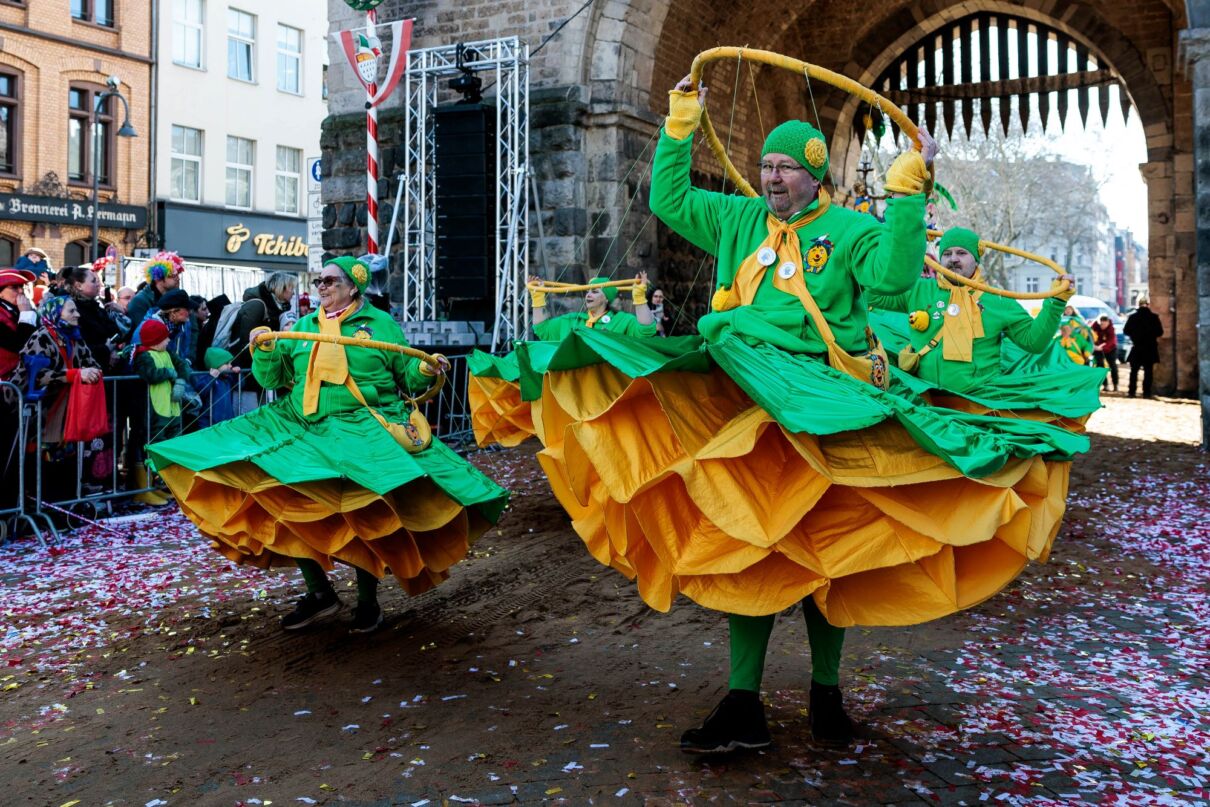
{"left": 365, "top": 8, "right": 379, "bottom": 255}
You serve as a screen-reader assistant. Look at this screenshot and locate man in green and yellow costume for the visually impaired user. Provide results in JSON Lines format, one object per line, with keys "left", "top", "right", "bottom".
{"left": 653, "top": 76, "right": 938, "bottom": 753}
{"left": 529, "top": 271, "right": 658, "bottom": 340}
{"left": 866, "top": 227, "right": 1105, "bottom": 426}
{"left": 870, "top": 227, "right": 1074, "bottom": 391}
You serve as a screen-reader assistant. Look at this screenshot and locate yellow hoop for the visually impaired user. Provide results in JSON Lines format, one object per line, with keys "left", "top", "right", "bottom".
{"left": 926, "top": 229, "right": 1071, "bottom": 300}
{"left": 526, "top": 279, "right": 638, "bottom": 294}
{"left": 251, "top": 331, "right": 446, "bottom": 404}
{"left": 686, "top": 48, "right": 1070, "bottom": 300}
{"left": 689, "top": 47, "right": 924, "bottom": 198}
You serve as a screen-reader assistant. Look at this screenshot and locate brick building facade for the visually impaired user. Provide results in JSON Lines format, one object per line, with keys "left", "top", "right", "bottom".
{"left": 0, "top": 0, "right": 152, "bottom": 275}
{"left": 322, "top": 0, "right": 1200, "bottom": 400}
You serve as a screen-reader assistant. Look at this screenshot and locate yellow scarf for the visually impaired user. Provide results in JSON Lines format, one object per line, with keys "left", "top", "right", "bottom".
{"left": 936, "top": 269, "right": 985, "bottom": 363}
{"left": 717, "top": 189, "right": 832, "bottom": 310}
{"left": 585, "top": 309, "right": 606, "bottom": 329}
{"left": 302, "top": 303, "right": 358, "bottom": 415}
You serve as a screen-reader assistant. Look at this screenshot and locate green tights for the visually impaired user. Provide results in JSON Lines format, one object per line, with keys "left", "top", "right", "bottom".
{"left": 295, "top": 558, "right": 380, "bottom": 604}
{"left": 728, "top": 598, "right": 844, "bottom": 690}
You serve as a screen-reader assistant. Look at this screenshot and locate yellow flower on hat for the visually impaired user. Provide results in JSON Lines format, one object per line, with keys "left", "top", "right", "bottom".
{"left": 804, "top": 138, "right": 828, "bottom": 171}
{"left": 351, "top": 262, "right": 369, "bottom": 287}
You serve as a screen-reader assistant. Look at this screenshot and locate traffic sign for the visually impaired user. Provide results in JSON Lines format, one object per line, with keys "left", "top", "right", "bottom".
{"left": 307, "top": 157, "right": 322, "bottom": 192}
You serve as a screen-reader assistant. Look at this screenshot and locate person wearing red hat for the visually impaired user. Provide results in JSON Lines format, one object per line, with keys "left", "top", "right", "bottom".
{"left": 0, "top": 267, "right": 38, "bottom": 509}
{"left": 133, "top": 319, "right": 190, "bottom": 446}
{"left": 0, "top": 268, "right": 37, "bottom": 382}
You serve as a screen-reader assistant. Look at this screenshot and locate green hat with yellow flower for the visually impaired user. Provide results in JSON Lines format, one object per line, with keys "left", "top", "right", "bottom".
{"left": 761, "top": 120, "right": 830, "bottom": 181}
{"left": 937, "top": 227, "right": 982, "bottom": 263}
{"left": 588, "top": 276, "right": 618, "bottom": 302}
{"left": 324, "top": 256, "right": 371, "bottom": 294}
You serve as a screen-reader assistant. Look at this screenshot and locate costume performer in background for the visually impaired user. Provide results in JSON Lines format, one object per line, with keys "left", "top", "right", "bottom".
{"left": 148, "top": 257, "right": 509, "bottom": 634}
{"left": 868, "top": 227, "right": 1104, "bottom": 430}
{"left": 520, "top": 74, "right": 1089, "bottom": 755}
{"left": 467, "top": 274, "right": 656, "bottom": 448}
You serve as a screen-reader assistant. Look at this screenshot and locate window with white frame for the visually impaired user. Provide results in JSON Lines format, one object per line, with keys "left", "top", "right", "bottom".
{"left": 1025, "top": 276, "right": 1039, "bottom": 294}
{"left": 227, "top": 9, "right": 256, "bottom": 82}
{"left": 172, "top": 0, "right": 204, "bottom": 69}
{"left": 225, "top": 135, "right": 254, "bottom": 209}
{"left": 274, "top": 146, "right": 301, "bottom": 214}
{"left": 276, "top": 24, "right": 302, "bottom": 94}
{"left": 170, "top": 125, "right": 203, "bottom": 202}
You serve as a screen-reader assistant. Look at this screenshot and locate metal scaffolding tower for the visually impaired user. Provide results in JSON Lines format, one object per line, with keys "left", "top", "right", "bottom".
{"left": 400, "top": 36, "right": 529, "bottom": 350}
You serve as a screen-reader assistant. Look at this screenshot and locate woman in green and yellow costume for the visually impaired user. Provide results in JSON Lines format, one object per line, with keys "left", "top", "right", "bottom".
{"left": 148, "top": 257, "right": 508, "bottom": 634}
{"left": 521, "top": 76, "right": 1089, "bottom": 754}
{"left": 867, "top": 227, "right": 1106, "bottom": 431}
{"left": 467, "top": 273, "right": 656, "bottom": 447}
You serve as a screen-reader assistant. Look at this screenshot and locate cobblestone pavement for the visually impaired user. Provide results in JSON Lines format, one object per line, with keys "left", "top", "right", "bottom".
{"left": 1, "top": 396, "right": 1205, "bottom": 805}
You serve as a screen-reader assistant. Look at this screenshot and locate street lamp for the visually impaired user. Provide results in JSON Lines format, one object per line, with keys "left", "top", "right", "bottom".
{"left": 90, "top": 75, "right": 137, "bottom": 263}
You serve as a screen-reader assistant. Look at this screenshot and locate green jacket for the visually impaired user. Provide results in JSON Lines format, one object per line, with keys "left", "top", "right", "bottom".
{"left": 252, "top": 302, "right": 430, "bottom": 421}
{"left": 649, "top": 130, "right": 926, "bottom": 354}
{"left": 869, "top": 279, "right": 1066, "bottom": 394}
{"left": 533, "top": 310, "right": 656, "bottom": 341}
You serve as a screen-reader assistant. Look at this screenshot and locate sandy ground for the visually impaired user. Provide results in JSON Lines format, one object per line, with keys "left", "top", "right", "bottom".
{"left": 0, "top": 395, "right": 1205, "bottom": 805}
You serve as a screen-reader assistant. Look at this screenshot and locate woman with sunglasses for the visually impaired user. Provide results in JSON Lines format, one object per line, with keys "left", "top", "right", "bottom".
{"left": 148, "top": 256, "right": 509, "bottom": 634}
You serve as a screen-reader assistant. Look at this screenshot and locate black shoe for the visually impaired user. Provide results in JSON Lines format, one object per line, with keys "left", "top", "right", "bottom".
{"left": 349, "top": 602, "right": 383, "bottom": 634}
{"left": 680, "top": 690, "right": 771, "bottom": 754}
{"left": 281, "top": 590, "right": 341, "bottom": 630}
{"left": 809, "top": 681, "right": 854, "bottom": 747}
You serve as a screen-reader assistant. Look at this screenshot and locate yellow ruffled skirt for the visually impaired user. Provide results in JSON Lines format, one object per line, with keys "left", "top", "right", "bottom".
{"left": 469, "top": 375, "right": 537, "bottom": 448}
{"left": 534, "top": 363, "right": 1069, "bottom": 627}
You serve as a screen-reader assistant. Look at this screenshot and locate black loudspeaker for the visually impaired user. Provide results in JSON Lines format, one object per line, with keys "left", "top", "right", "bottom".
{"left": 435, "top": 104, "right": 496, "bottom": 325}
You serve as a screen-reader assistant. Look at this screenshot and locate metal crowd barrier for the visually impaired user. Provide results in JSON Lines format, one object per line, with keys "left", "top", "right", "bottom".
{"left": 417, "top": 351, "right": 474, "bottom": 446}
{"left": 1, "top": 381, "right": 54, "bottom": 547}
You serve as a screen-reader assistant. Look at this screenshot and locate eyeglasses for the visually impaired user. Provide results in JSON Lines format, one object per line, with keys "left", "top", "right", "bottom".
{"left": 312, "top": 276, "right": 344, "bottom": 288}
{"left": 759, "top": 163, "right": 808, "bottom": 176}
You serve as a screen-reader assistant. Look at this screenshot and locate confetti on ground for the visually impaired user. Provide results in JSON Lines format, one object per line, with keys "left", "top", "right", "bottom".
{"left": 0, "top": 399, "right": 1204, "bottom": 804}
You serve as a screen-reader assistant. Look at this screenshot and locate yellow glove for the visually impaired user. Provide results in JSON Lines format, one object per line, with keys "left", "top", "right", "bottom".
{"left": 249, "top": 326, "right": 275, "bottom": 352}
{"left": 1050, "top": 278, "right": 1076, "bottom": 302}
{"left": 711, "top": 285, "right": 735, "bottom": 312}
{"left": 529, "top": 285, "right": 547, "bottom": 309}
{"left": 631, "top": 282, "right": 648, "bottom": 306}
{"left": 665, "top": 89, "right": 703, "bottom": 140}
{"left": 909, "top": 310, "right": 930, "bottom": 331}
{"left": 883, "top": 151, "right": 931, "bottom": 196}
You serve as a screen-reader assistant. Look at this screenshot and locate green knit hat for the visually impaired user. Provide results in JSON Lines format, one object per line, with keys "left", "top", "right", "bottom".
{"left": 324, "top": 255, "right": 371, "bottom": 294}
{"left": 204, "top": 347, "right": 235, "bottom": 370}
{"left": 588, "top": 276, "right": 618, "bottom": 302}
{"left": 937, "top": 227, "right": 982, "bottom": 263}
{"left": 761, "top": 120, "right": 829, "bottom": 181}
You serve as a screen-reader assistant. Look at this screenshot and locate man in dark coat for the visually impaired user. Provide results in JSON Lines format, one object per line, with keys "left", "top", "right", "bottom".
{"left": 1123, "top": 297, "right": 1164, "bottom": 398}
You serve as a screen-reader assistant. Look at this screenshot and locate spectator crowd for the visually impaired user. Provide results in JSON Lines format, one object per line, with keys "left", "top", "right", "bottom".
{"left": 1, "top": 250, "right": 302, "bottom": 519}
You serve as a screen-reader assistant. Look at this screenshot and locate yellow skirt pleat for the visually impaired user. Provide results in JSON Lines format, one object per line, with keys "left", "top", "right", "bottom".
{"left": 534, "top": 363, "right": 1070, "bottom": 626}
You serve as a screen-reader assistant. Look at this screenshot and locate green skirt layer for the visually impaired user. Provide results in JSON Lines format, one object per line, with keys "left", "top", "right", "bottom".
{"left": 517, "top": 327, "right": 1088, "bottom": 477}
{"left": 148, "top": 398, "right": 507, "bottom": 516}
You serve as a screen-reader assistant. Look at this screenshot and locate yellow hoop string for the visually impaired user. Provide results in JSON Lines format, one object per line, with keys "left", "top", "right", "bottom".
{"left": 926, "top": 229, "right": 1071, "bottom": 300}
{"left": 746, "top": 57, "right": 766, "bottom": 142}
{"left": 691, "top": 46, "right": 923, "bottom": 197}
{"left": 250, "top": 330, "right": 446, "bottom": 404}
{"left": 526, "top": 279, "right": 638, "bottom": 294}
